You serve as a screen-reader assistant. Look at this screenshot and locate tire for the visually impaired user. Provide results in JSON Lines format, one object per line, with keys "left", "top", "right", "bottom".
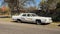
{"left": 17, "top": 19, "right": 22, "bottom": 23}
{"left": 36, "top": 20, "right": 41, "bottom": 25}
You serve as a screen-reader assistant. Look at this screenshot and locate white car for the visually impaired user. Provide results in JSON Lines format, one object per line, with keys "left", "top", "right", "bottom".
{"left": 12, "top": 13, "right": 52, "bottom": 25}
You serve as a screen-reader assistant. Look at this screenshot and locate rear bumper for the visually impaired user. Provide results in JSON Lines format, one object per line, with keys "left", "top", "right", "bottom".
{"left": 12, "top": 18, "right": 17, "bottom": 21}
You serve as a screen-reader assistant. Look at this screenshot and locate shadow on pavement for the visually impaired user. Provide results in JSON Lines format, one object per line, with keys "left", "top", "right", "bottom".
{"left": 58, "top": 24, "right": 60, "bottom": 27}
{"left": 11, "top": 21, "right": 50, "bottom": 25}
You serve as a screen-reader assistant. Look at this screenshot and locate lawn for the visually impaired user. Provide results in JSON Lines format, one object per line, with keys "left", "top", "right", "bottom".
{"left": 0, "top": 18, "right": 11, "bottom": 22}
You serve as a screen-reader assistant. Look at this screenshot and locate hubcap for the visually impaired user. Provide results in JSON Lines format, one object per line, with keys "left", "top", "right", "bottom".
{"left": 36, "top": 21, "right": 40, "bottom": 25}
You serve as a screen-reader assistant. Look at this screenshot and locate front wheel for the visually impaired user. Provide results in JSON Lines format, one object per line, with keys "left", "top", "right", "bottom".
{"left": 36, "top": 20, "right": 41, "bottom": 25}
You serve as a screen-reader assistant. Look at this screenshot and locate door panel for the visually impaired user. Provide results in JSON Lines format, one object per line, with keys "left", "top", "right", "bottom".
{"left": 25, "top": 14, "right": 33, "bottom": 22}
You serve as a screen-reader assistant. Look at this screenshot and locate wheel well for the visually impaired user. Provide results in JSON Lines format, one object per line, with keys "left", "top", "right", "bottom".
{"left": 36, "top": 19, "right": 41, "bottom": 22}
{"left": 17, "top": 19, "right": 21, "bottom": 21}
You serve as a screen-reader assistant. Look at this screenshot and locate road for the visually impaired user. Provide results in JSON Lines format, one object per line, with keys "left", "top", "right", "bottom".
{"left": 0, "top": 19, "right": 60, "bottom": 34}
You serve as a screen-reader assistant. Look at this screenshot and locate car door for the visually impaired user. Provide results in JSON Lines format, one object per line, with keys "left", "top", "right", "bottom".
{"left": 21, "top": 14, "right": 27, "bottom": 22}
{"left": 25, "top": 14, "right": 33, "bottom": 22}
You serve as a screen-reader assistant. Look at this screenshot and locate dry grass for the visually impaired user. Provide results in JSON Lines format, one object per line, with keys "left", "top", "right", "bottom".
{"left": 47, "top": 22, "right": 60, "bottom": 28}
{"left": 0, "top": 18, "right": 11, "bottom": 22}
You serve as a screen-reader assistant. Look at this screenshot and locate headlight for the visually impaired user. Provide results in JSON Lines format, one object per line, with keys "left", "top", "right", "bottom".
{"left": 47, "top": 19, "right": 52, "bottom": 22}
{"left": 44, "top": 19, "right": 47, "bottom": 21}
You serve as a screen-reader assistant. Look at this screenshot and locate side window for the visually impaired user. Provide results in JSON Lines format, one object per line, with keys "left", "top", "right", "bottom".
{"left": 32, "top": 14, "right": 36, "bottom": 16}
{"left": 27, "top": 14, "right": 31, "bottom": 17}
{"left": 31, "top": 14, "right": 37, "bottom": 17}
{"left": 22, "top": 14, "right": 26, "bottom": 16}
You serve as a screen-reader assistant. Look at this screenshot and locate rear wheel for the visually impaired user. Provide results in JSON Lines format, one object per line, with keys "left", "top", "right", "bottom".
{"left": 36, "top": 20, "right": 41, "bottom": 25}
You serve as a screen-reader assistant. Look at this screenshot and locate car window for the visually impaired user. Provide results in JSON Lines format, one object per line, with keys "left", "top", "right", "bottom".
{"left": 22, "top": 14, "right": 26, "bottom": 16}
{"left": 31, "top": 14, "right": 37, "bottom": 16}
{"left": 27, "top": 14, "right": 31, "bottom": 17}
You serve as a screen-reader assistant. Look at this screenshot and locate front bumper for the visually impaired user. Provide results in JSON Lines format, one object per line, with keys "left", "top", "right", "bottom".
{"left": 42, "top": 20, "right": 53, "bottom": 23}
{"left": 45, "top": 20, "right": 52, "bottom": 23}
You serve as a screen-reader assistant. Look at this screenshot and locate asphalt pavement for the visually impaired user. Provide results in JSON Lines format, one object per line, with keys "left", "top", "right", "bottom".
{"left": 0, "top": 18, "right": 60, "bottom": 34}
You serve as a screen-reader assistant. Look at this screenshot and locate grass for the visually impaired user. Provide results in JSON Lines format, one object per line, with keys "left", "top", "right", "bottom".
{"left": 47, "top": 22, "right": 60, "bottom": 28}
{"left": 0, "top": 18, "right": 11, "bottom": 22}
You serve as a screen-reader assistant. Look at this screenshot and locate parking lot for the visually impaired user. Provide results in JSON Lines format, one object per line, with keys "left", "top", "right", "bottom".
{"left": 0, "top": 18, "right": 60, "bottom": 34}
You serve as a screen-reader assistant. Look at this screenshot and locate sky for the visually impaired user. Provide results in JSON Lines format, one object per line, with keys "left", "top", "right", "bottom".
{"left": 0, "top": 0, "right": 8, "bottom": 8}
{"left": 24, "top": 0, "right": 41, "bottom": 8}
{"left": 0, "top": 0, "right": 41, "bottom": 8}
{"left": 0, "top": 0, "right": 4, "bottom": 7}
{"left": 35, "top": 0, "right": 42, "bottom": 8}
{"left": 35, "top": 0, "right": 41, "bottom": 6}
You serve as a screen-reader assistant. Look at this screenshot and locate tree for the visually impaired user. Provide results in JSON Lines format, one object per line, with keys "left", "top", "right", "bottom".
{"left": 4, "top": 0, "right": 35, "bottom": 9}
{"left": 39, "top": 0, "right": 47, "bottom": 11}
{"left": 4, "top": 0, "right": 36, "bottom": 15}
{"left": 39, "top": 0, "right": 60, "bottom": 21}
